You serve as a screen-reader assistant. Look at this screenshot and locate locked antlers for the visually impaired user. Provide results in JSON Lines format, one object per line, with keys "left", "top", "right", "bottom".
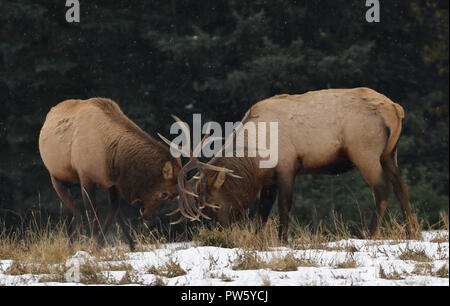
{"left": 158, "top": 111, "right": 258, "bottom": 224}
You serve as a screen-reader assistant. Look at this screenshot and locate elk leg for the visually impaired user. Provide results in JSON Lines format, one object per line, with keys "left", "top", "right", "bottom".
{"left": 80, "top": 179, "right": 101, "bottom": 245}
{"left": 257, "top": 184, "right": 278, "bottom": 228}
{"left": 100, "top": 187, "right": 119, "bottom": 246}
{"left": 50, "top": 175, "right": 75, "bottom": 241}
{"left": 106, "top": 186, "right": 135, "bottom": 251}
{"left": 382, "top": 152, "right": 414, "bottom": 238}
{"left": 369, "top": 180, "right": 392, "bottom": 238}
{"left": 116, "top": 209, "right": 135, "bottom": 251}
{"left": 353, "top": 158, "right": 392, "bottom": 238}
{"left": 276, "top": 171, "right": 295, "bottom": 242}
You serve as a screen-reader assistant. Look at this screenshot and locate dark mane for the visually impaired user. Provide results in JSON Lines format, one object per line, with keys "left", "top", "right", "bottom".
{"left": 209, "top": 156, "right": 263, "bottom": 210}
{"left": 111, "top": 134, "right": 174, "bottom": 202}
{"left": 88, "top": 98, "right": 174, "bottom": 202}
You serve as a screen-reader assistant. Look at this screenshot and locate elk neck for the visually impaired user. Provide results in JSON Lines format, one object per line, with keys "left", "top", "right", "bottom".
{"left": 105, "top": 125, "right": 173, "bottom": 203}
{"left": 208, "top": 155, "right": 275, "bottom": 210}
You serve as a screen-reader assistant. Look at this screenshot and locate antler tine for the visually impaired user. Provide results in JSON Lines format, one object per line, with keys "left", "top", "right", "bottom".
{"left": 187, "top": 177, "right": 210, "bottom": 221}
{"left": 181, "top": 194, "right": 199, "bottom": 221}
{"left": 177, "top": 195, "right": 192, "bottom": 219}
{"left": 169, "top": 195, "right": 195, "bottom": 224}
{"left": 157, "top": 133, "right": 190, "bottom": 156}
{"left": 177, "top": 184, "right": 199, "bottom": 198}
{"left": 197, "top": 168, "right": 208, "bottom": 213}
{"left": 194, "top": 204, "right": 212, "bottom": 220}
{"left": 196, "top": 161, "right": 235, "bottom": 173}
{"left": 198, "top": 201, "right": 220, "bottom": 210}
{"left": 170, "top": 216, "right": 185, "bottom": 225}
{"left": 161, "top": 115, "right": 207, "bottom": 223}
{"left": 166, "top": 207, "right": 180, "bottom": 216}
{"left": 177, "top": 184, "right": 200, "bottom": 220}
{"left": 172, "top": 160, "right": 197, "bottom": 221}
{"left": 211, "top": 109, "right": 259, "bottom": 164}
{"left": 225, "top": 172, "right": 243, "bottom": 179}
{"left": 171, "top": 114, "right": 193, "bottom": 156}
{"left": 192, "top": 121, "right": 211, "bottom": 157}
{"left": 177, "top": 160, "right": 201, "bottom": 196}
{"left": 193, "top": 136, "right": 223, "bottom": 157}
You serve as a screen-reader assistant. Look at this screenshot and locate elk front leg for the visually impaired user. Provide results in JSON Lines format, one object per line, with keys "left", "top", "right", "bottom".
{"left": 106, "top": 186, "right": 135, "bottom": 251}
{"left": 257, "top": 184, "right": 278, "bottom": 228}
{"left": 276, "top": 172, "right": 295, "bottom": 242}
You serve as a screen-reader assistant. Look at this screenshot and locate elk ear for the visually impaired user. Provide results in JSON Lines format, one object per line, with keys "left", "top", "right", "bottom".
{"left": 162, "top": 161, "right": 173, "bottom": 180}
{"left": 212, "top": 171, "right": 227, "bottom": 189}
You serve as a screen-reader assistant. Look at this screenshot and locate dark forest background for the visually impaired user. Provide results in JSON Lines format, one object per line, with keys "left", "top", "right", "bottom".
{"left": 0, "top": 1, "right": 448, "bottom": 234}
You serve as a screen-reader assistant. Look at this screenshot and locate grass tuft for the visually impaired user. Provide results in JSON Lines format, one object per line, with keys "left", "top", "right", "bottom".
{"left": 398, "top": 247, "right": 432, "bottom": 262}
{"left": 147, "top": 257, "right": 187, "bottom": 278}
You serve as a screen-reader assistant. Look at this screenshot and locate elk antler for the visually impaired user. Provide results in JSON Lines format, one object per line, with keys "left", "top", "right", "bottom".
{"left": 192, "top": 109, "right": 259, "bottom": 213}
{"left": 158, "top": 115, "right": 240, "bottom": 224}
{"left": 186, "top": 109, "right": 259, "bottom": 217}
{"left": 159, "top": 110, "right": 259, "bottom": 224}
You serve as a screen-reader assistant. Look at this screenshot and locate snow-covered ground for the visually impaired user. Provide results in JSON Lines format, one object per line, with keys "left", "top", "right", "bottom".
{"left": 0, "top": 230, "right": 448, "bottom": 286}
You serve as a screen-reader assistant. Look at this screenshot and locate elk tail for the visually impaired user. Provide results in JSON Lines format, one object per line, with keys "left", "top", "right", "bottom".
{"left": 382, "top": 102, "right": 404, "bottom": 161}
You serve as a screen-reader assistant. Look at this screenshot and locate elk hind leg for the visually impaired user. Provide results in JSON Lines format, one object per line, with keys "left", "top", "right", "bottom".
{"left": 352, "top": 157, "right": 392, "bottom": 238}
{"left": 382, "top": 151, "right": 414, "bottom": 238}
{"left": 51, "top": 175, "right": 76, "bottom": 241}
{"left": 80, "top": 179, "right": 102, "bottom": 246}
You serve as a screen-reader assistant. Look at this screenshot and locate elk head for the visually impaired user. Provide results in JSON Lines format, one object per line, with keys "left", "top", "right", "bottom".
{"left": 137, "top": 158, "right": 181, "bottom": 220}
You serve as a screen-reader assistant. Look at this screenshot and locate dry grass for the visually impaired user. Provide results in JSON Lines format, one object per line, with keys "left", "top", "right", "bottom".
{"left": 412, "top": 263, "right": 434, "bottom": 276}
{"left": 194, "top": 214, "right": 357, "bottom": 251}
{"left": 333, "top": 255, "right": 359, "bottom": 269}
{"left": 0, "top": 223, "right": 73, "bottom": 264}
{"left": 77, "top": 261, "right": 109, "bottom": 284}
{"left": 220, "top": 273, "right": 233, "bottom": 282}
{"left": 359, "top": 211, "right": 425, "bottom": 241}
{"left": 379, "top": 266, "right": 406, "bottom": 280}
{"left": 398, "top": 247, "right": 432, "bottom": 262}
{"left": 6, "top": 260, "right": 66, "bottom": 276}
{"left": 0, "top": 209, "right": 447, "bottom": 285}
{"left": 132, "top": 225, "right": 170, "bottom": 251}
{"left": 118, "top": 270, "right": 144, "bottom": 285}
{"left": 0, "top": 219, "right": 132, "bottom": 284}
{"left": 438, "top": 211, "right": 449, "bottom": 232}
{"left": 195, "top": 219, "right": 281, "bottom": 250}
{"left": 269, "top": 253, "right": 317, "bottom": 271}
{"left": 231, "top": 250, "right": 317, "bottom": 272}
{"left": 151, "top": 276, "right": 167, "bottom": 286}
{"left": 434, "top": 264, "right": 449, "bottom": 278}
{"left": 260, "top": 274, "right": 271, "bottom": 286}
{"left": 147, "top": 257, "right": 187, "bottom": 278}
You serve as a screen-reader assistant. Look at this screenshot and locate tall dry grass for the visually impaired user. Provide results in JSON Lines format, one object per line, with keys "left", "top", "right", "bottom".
{"left": 0, "top": 209, "right": 447, "bottom": 267}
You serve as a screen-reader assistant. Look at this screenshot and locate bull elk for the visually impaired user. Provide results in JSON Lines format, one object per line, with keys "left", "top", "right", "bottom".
{"left": 162, "top": 88, "right": 414, "bottom": 241}
{"left": 39, "top": 98, "right": 181, "bottom": 249}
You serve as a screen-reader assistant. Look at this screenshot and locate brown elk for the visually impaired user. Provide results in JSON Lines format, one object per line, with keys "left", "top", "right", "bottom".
{"left": 161, "top": 88, "right": 414, "bottom": 241}
{"left": 39, "top": 98, "right": 181, "bottom": 249}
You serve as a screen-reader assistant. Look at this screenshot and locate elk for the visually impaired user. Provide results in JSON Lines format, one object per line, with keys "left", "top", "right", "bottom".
{"left": 39, "top": 98, "right": 181, "bottom": 249}
{"left": 161, "top": 88, "right": 414, "bottom": 241}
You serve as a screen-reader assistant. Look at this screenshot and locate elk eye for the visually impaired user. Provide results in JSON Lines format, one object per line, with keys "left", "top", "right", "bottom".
{"left": 160, "top": 192, "right": 169, "bottom": 200}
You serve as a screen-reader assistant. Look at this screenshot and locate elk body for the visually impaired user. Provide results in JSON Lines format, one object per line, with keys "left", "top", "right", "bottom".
{"left": 170, "top": 88, "right": 413, "bottom": 241}
{"left": 39, "top": 98, "right": 181, "bottom": 249}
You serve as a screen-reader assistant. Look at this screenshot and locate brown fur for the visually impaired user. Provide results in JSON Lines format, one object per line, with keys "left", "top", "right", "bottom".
{"left": 39, "top": 98, "right": 181, "bottom": 249}
{"left": 187, "top": 88, "right": 413, "bottom": 241}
